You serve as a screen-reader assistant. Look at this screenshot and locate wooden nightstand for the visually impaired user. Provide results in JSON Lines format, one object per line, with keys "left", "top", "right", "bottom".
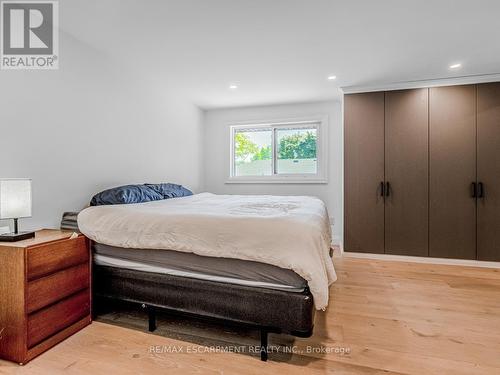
{"left": 0, "top": 229, "right": 91, "bottom": 365}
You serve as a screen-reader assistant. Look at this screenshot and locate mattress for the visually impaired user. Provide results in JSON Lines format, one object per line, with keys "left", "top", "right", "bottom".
{"left": 79, "top": 193, "right": 336, "bottom": 309}
{"left": 93, "top": 243, "right": 307, "bottom": 292}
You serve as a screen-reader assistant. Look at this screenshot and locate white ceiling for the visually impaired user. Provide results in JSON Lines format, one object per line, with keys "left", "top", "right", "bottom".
{"left": 63, "top": 0, "right": 500, "bottom": 109}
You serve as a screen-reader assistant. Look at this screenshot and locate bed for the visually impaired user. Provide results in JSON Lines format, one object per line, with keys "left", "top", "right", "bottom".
{"left": 78, "top": 192, "right": 336, "bottom": 361}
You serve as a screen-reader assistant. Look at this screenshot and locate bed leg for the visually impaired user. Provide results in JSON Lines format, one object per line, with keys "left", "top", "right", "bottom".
{"left": 260, "top": 329, "right": 268, "bottom": 362}
{"left": 148, "top": 307, "right": 157, "bottom": 332}
{"left": 142, "top": 304, "right": 157, "bottom": 332}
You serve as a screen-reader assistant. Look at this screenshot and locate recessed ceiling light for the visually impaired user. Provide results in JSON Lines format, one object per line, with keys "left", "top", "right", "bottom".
{"left": 449, "top": 63, "right": 462, "bottom": 69}
{"left": 327, "top": 75, "right": 337, "bottom": 80}
{"left": 229, "top": 84, "right": 238, "bottom": 89}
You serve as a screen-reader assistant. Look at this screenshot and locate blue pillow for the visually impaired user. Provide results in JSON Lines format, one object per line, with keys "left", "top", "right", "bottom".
{"left": 145, "top": 183, "right": 193, "bottom": 199}
{"left": 90, "top": 185, "right": 163, "bottom": 206}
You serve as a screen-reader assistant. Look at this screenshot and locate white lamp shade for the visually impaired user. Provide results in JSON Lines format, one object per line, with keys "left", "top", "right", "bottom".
{"left": 0, "top": 179, "right": 32, "bottom": 219}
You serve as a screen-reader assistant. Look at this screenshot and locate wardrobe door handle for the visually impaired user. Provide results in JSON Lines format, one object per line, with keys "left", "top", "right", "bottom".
{"left": 478, "top": 182, "right": 484, "bottom": 198}
{"left": 380, "top": 181, "right": 385, "bottom": 197}
{"left": 385, "top": 182, "right": 390, "bottom": 197}
{"left": 471, "top": 182, "right": 477, "bottom": 198}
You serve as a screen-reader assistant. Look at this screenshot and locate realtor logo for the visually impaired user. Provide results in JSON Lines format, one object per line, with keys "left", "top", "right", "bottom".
{"left": 1, "top": 1, "right": 58, "bottom": 69}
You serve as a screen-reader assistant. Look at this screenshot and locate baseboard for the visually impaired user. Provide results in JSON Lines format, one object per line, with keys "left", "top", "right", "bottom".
{"left": 342, "top": 251, "right": 500, "bottom": 269}
{"left": 331, "top": 235, "right": 344, "bottom": 254}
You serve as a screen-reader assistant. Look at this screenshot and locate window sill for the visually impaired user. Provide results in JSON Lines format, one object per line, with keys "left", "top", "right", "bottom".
{"left": 225, "top": 177, "right": 328, "bottom": 184}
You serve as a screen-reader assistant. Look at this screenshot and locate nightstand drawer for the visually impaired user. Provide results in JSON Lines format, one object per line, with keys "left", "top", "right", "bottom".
{"left": 27, "top": 289, "right": 90, "bottom": 348}
{"left": 27, "top": 263, "right": 90, "bottom": 313}
{"left": 27, "top": 236, "right": 88, "bottom": 280}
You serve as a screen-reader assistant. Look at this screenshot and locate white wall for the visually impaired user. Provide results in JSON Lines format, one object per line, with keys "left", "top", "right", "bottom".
{"left": 202, "top": 100, "right": 343, "bottom": 242}
{"left": 0, "top": 31, "right": 203, "bottom": 232}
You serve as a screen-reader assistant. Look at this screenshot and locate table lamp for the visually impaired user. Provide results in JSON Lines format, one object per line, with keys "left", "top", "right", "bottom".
{"left": 0, "top": 179, "right": 35, "bottom": 242}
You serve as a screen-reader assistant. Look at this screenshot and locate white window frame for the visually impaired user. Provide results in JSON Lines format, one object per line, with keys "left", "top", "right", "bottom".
{"left": 227, "top": 115, "right": 328, "bottom": 184}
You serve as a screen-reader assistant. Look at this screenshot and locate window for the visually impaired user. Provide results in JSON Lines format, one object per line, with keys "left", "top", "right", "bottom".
{"left": 229, "top": 117, "right": 327, "bottom": 183}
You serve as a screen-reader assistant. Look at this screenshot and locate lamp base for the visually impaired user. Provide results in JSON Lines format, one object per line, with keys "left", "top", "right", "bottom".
{"left": 0, "top": 231, "right": 35, "bottom": 242}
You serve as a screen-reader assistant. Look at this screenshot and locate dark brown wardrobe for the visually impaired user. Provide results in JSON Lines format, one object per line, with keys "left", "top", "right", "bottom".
{"left": 344, "top": 82, "right": 500, "bottom": 261}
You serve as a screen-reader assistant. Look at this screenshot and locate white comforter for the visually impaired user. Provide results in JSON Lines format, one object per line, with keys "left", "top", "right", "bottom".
{"left": 78, "top": 193, "right": 337, "bottom": 309}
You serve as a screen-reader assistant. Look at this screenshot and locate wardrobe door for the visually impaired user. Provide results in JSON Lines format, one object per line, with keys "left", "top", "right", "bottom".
{"left": 344, "top": 92, "right": 385, "bottom": 253}
{"left": 477, "top": 82, "right": 500, "bottom": 261}
{"left": 385, "top": 89, "right": 429, "bottom": 256}
{"left": 429, "top": 85, "right": 477, "bottom": 259}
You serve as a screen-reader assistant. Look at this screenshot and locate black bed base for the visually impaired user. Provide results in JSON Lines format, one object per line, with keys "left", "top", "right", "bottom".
{"left": 93, "top": 265, "right": 315, "bottom": 361}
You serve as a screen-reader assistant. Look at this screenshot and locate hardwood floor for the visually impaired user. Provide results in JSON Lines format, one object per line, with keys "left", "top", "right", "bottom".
{"left": 1, "top": 255, "right": 500, "bottom": 374}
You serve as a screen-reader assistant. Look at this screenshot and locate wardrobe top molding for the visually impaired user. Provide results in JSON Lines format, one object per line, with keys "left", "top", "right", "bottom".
{"left": 341, "top": 73, "right": 500, "bottom": 95}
